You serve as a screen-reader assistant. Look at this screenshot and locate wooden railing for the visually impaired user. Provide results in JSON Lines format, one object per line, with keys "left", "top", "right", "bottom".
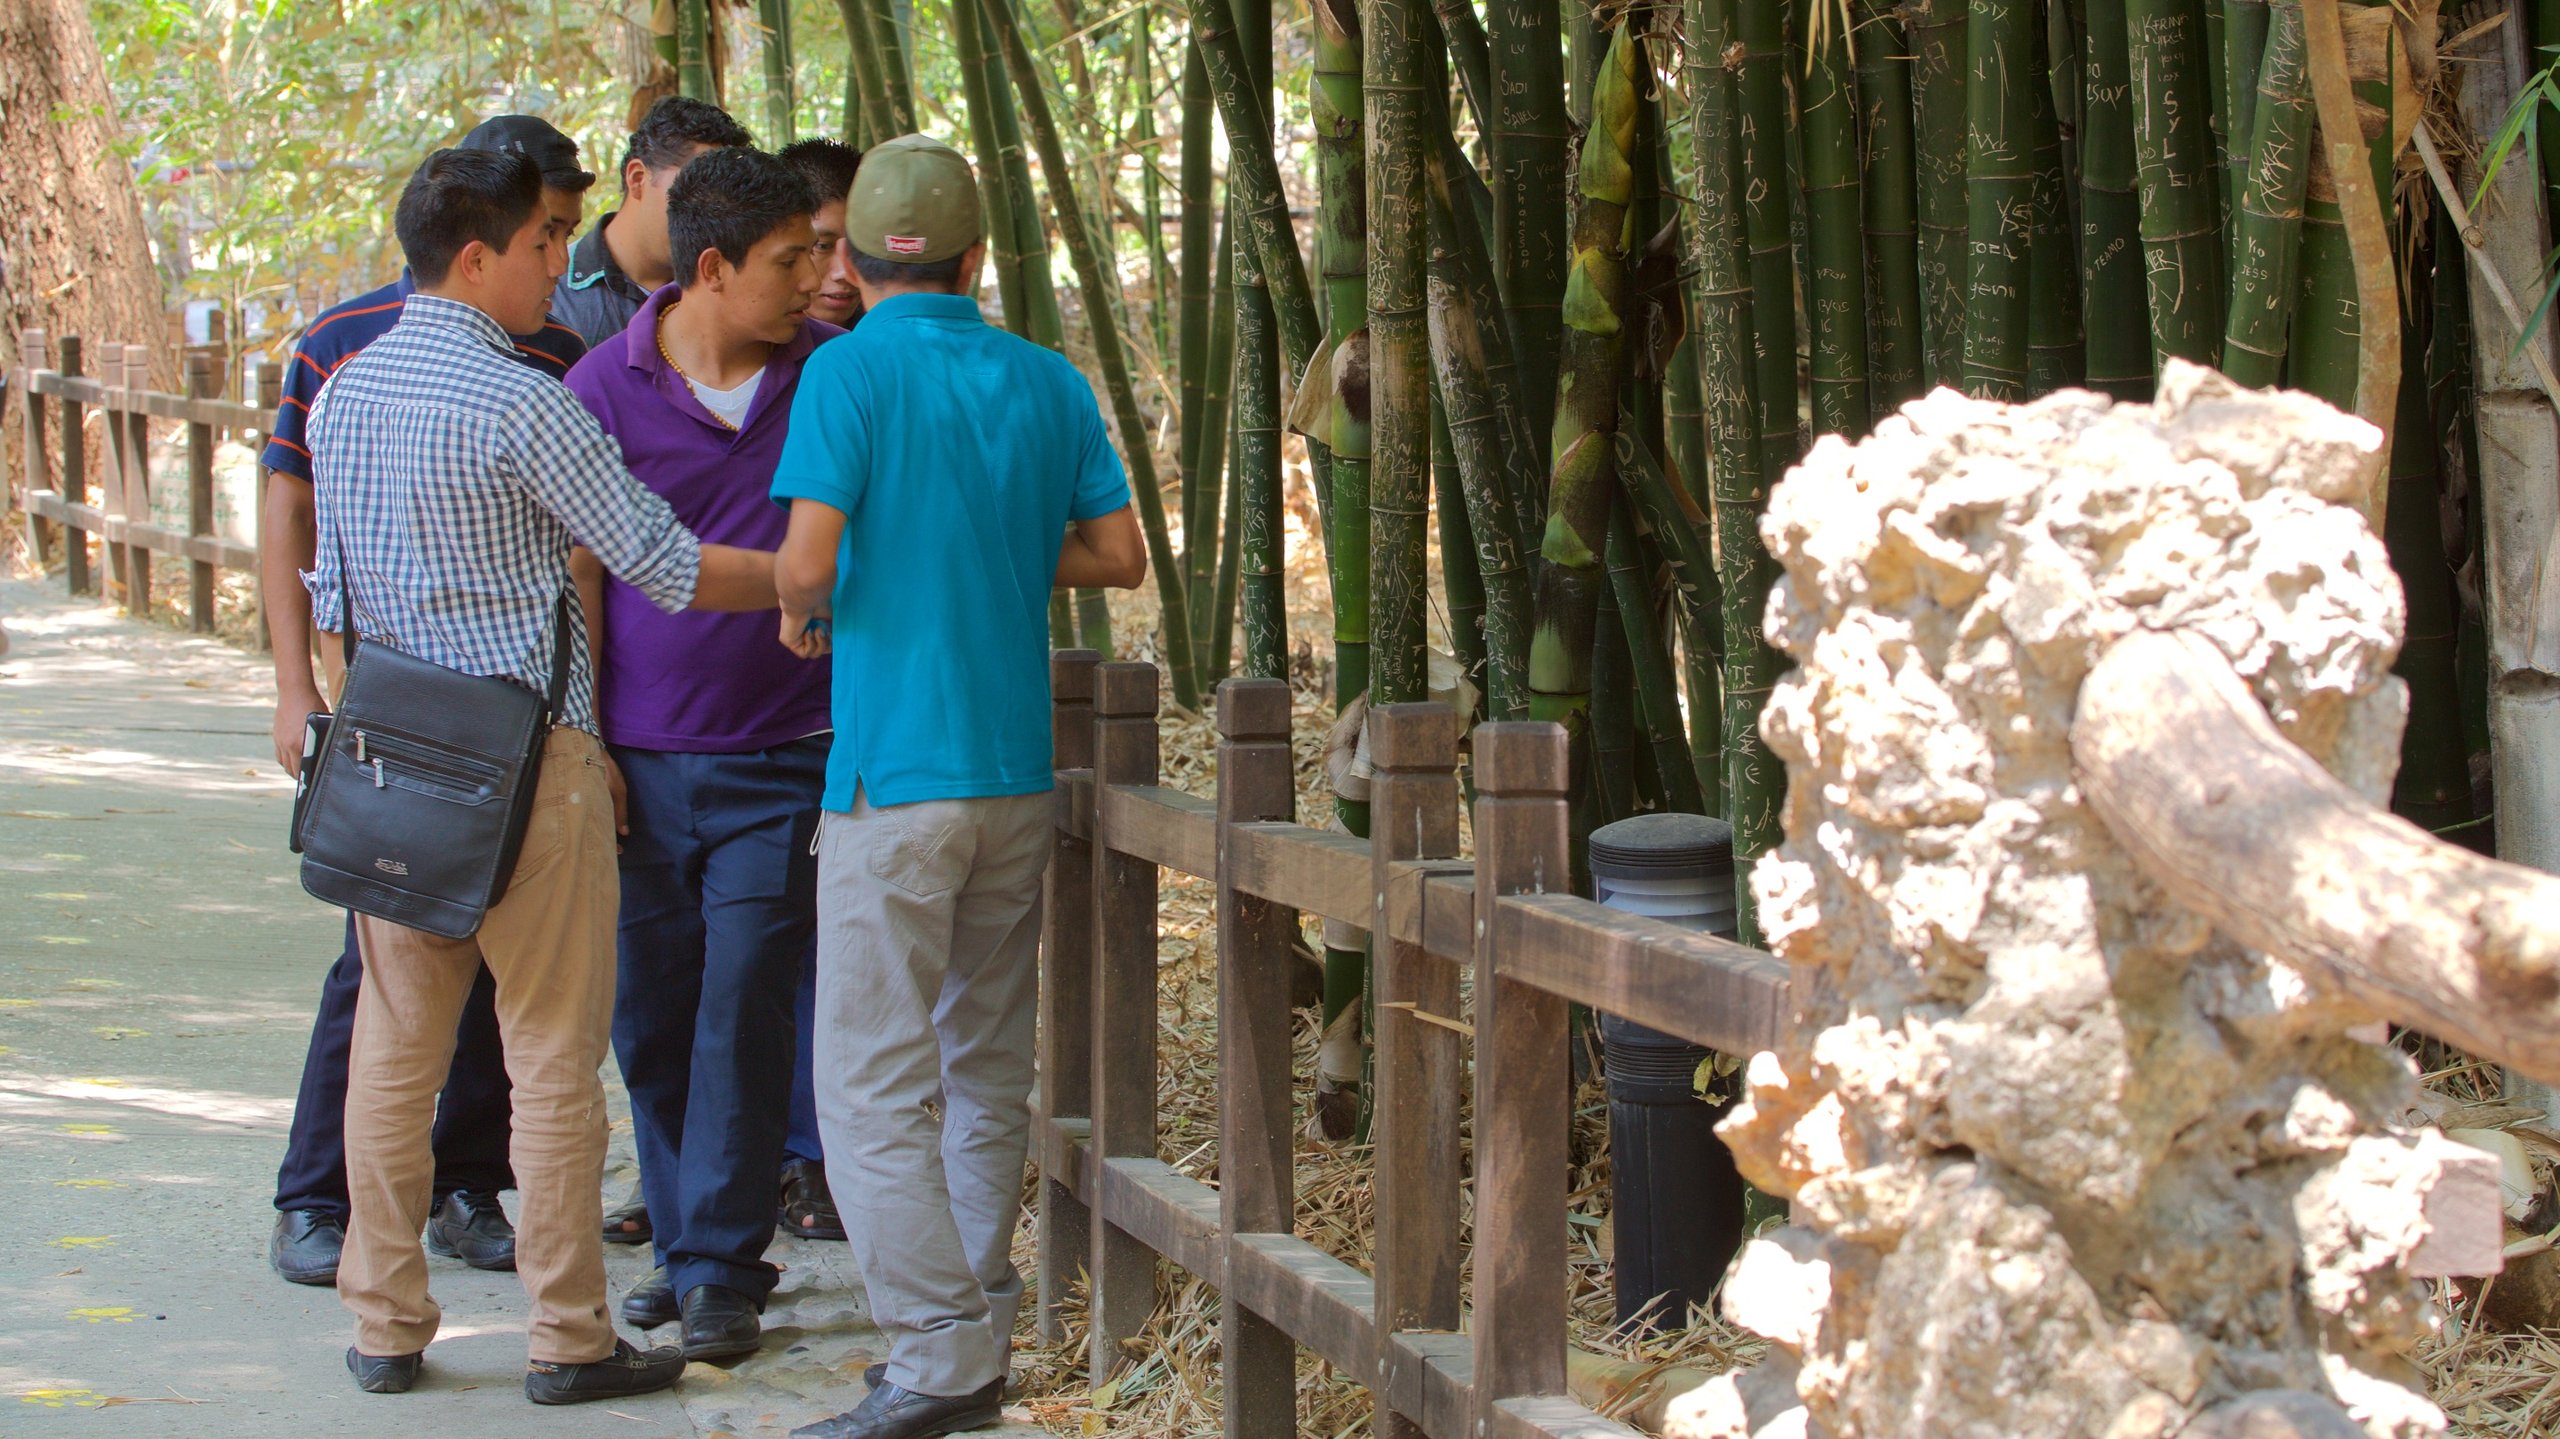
{"left": 14, "top": 328, "right": 280, "bottom": 633}
{"left": 1036, "top": 652, "right": 1794, "bottom": 1439}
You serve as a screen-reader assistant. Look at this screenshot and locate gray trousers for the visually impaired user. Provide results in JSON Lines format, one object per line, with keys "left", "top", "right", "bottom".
{"left": 813, "top": 785, "right": 1051, "bottom": 1398}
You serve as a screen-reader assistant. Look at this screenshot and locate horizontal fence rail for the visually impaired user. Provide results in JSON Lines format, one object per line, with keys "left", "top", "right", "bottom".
{"left": 1036, "top": 652, "right": 1793, "bottom": 1439}
{"left": 15, "top": 328, "right": 279, "bottom": 634}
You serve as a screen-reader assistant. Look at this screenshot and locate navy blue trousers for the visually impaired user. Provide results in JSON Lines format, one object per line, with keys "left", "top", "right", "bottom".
{"left": 274, "top": 913, "right": 514, "bottom": 1217}
{"left": 611, "top": 736, "right": 827, "bottom": 1302}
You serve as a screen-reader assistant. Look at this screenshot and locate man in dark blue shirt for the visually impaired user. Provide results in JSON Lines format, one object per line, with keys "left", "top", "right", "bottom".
{"left": 255, "top": 114, "right": 595, "bottom": 1290}
{"left": 552, "top": 97, "right": 752, "bottom": 349}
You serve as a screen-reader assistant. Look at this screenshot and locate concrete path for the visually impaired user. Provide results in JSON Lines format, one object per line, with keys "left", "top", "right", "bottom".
{"left": 0, "top": 577, "right": 1037, "bottom": 1439}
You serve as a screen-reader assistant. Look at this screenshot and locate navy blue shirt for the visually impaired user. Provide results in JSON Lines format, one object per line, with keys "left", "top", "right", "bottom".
{"left": 260, "top": 272, "right": 587, "bottom": 481}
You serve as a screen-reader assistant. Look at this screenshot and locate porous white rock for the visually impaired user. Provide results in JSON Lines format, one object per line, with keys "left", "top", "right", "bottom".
{"left": 1715, "top": 367, "right": 2459, "bottom": 1437}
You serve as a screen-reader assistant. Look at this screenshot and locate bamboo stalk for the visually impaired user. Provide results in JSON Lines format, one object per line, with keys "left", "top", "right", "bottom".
{"left": 1436, "top": 132, "right": 1546, "bottom": 533}
{"left": 2220, "top": 0, "right": 2311, "bottom": 388}
{"left": 1487, "top": 0, "right": 1571, "bottom": 454}
{"left": 1313, "top": 0, "right": 1373, "bottom": 719}
{"left": 1370, "top": 0, "right": 1431, "bottom": 710}
{"left": 1210, "top": 407, "right": 1244, "bottom": 682}
{"left": 2026, "top": 28, "right": 2086, "bottom": 393}
{"left": 1427, "top": 149, "right": 1535, "bottom": 721}
{"left": 838, "top": 0, "right": 898, "bottom": 145}
{"left": 2223, "top": 0, "right": 2272, "bottom": 258}
{"left": 1738, "top": 0, "right": 1800, "bottom": 477}
{"left": 1230, "top": 0, "right": 1288, "bottom": 684}
{"left": 1435, "top": 400, "right": 1490, "bottom": 703}
{"left": 1136, "top": 31, "right": 1173, "bottom": 361}
{"left": 1856, "top": 0, "right": 1927, "bottom": 417}
{"left": 757, "top": 0, "right": 797, "bottom": 141}
{"left": 1963, "top": 0, "right": 2035, "bottom": 400}
{"left": 1608, "top": 494, "right": 1705, "bottom": 815}
{"left": 870, "top": 0, "right": 918, "bottom": 131}
{"left": 2126, "top": 0, "right": 2227, "bottom": 367}
{"left": 1525, "top": 21, "right": 1641, "bottom": 737}
{"left": 1176, "top": 42, "right": 1216, "bottom": 486}
{"left": 1909, "top": 0, "right": 1970, "bottom": 388}
{"left": 1430, "top": 0, "right": 1496, "bottom": 131}
{"left": 979, "top": 0, "right": 1068, "bottom": 348}
{"left": 986, "top": 0, "right": 1202, "bottom": 708}
{"left": 956, "top": 0, "right": 1031, "bottom": 330}
{"left": 1803, "top": 0, "right": 1871, "bottom": 431}
{"left": 1189, "top": 228, "right": 1238, "bottom": 655}
{"left": 1179, "top": 0, "right": 1324, "bottom": 377}
{"left": 2081, "top": 0, "right": 2155, "bottom": 398}
{"left": 2300, "top": 0, "right": 2395, "bottom": 481}
{"left": 677, "top": 0, "right": 714, "bottom": 101}
{"left": 1076, "top": 589, "right": 1114, "bottom": 654}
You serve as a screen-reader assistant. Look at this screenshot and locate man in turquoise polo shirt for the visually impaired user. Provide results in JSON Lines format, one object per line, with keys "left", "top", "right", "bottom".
{"left": 769, "top": 134, "right": 1143, "bottom": 1439}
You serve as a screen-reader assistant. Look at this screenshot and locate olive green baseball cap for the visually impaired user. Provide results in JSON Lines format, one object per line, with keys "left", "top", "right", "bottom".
{"left": 846, "top": 134, "right": 982, "bottom": 263}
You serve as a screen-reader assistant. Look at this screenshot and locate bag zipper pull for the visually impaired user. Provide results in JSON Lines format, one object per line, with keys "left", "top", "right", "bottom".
{"left": 372, "top": 758, "right": 386, "bottom": 789}
{"left": 353, "top": 730, "right": 368, "bottom": 764}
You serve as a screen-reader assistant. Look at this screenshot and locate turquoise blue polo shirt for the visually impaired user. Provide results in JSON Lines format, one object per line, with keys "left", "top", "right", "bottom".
{"left": 770, "top": 292, "right": 1131, "bottom": 811}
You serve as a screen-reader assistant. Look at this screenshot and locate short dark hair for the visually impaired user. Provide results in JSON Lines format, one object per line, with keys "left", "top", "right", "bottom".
{"left": 669, "top": 148, "right": 818, "bottom": 288}
{"left": 852, "top": 251, "right": 967, "bottom": 291}
{"left": 778, "top": 138, "right": 862, "bottom": 207}
{"left": 395, "top": 148, "right": 545, "bottom": 285}
{"left": 625, "top": 96, "right": 754, "bottom": 177}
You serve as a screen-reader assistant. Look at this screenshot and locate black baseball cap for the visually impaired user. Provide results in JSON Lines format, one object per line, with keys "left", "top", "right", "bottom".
{"left": 459, "top": 115, "right": 596, "bottom": 191}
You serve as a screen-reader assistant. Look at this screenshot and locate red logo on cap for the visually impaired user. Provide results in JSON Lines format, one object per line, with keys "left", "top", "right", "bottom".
{"left": 885, "top": 234, "right": 927, "bottom": 256}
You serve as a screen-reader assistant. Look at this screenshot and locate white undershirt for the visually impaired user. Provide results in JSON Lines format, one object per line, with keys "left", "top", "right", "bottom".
{"left": 686, "top": 367, "right": 764, "bottom": 430}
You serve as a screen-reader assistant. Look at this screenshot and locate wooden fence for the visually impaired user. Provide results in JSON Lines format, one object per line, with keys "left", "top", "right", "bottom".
{"left": 14, "top": 328, "right": 280, "bottom": 633}
{"left": 1036, "top": 652, "right": 1794, "bottom": 1439}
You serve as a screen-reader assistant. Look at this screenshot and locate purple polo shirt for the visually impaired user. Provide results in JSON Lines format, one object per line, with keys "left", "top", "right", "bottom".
{"left": 564, "top": 284, "right": 839, "bottom": 752}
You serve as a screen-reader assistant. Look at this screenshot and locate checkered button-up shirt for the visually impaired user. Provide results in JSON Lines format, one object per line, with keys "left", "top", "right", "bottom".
{"left": 306, "top": 293, "right": 700, "bottom": 735}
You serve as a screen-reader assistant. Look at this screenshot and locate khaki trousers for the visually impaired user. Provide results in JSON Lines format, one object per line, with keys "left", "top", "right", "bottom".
{"left": 812, "top": 785, "right": 1051, "bottom": 1398}
{"left": 340, "top": 729, "right": 620, "bottom": 1363}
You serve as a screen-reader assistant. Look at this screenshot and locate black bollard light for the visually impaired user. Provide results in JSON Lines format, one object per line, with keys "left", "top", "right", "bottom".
{"left": 1589, "top": 812, "right": 1751, "bottom": 1332}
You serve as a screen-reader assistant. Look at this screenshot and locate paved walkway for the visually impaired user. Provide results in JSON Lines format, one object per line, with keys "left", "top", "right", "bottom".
{"left": 0, "top": 577, "right": 1035, "bottom": 1438}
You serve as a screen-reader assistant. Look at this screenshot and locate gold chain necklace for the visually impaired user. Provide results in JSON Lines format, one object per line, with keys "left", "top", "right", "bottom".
{"left": 655, "top": 300, "right": 740, "bottom": 432}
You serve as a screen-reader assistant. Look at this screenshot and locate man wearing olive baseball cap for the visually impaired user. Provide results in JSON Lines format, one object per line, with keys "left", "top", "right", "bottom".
{"left": 770, "top": 134, "right": 1145, "bottom": 1439}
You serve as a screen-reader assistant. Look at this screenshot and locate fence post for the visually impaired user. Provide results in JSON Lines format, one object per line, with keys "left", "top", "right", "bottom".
{"left": 99, "top": 344, "right": 130, "bottom": 600}
{"left": 185, "top": 352, "right": 216, "bottom": 633}
{"left": 1037, "top": 648, "right": 1101, "bottom": 1343}
{"left": 59, "top": 336, "right": 89, "bottom": 595}
{"left": 20, "top": 329, "right": 50, "bottom": 566}
{"left": 251, "top": 359, "right": 282, "bottom": 652}
{"left": 1088, "top": 660, "right": 1162, "bottom": 1384}
{"left": 1214, "top": 677, "right": 1298, "bottom": 1439}
{"left": 1470, "top": 722, "right": 1574, "bottom": 1423}
{"left": 119, "top": 344, "right": 153, "bottom": 616}
{"left": 1368, "top": 703, "right": 1464, "bottom": 1436}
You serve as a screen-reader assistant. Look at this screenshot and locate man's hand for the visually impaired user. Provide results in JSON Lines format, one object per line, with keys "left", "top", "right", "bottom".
{"left": 273, "top": 690, "right": 325, "bottom": 778}
{"left": 599, "top": 747, "right": 631, "bottom": 852}
{"left": 780, "top": 607, "right": 832, "bottom": 660}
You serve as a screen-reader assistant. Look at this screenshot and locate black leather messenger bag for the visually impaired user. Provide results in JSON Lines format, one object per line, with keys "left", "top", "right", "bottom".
{"left": 293, "top": 546, "right": 572, "bottom": 940}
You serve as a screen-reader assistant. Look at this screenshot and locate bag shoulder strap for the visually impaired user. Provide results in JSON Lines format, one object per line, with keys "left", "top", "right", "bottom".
{"left": 541, "top": 590, "right": 573, "bottom": 722}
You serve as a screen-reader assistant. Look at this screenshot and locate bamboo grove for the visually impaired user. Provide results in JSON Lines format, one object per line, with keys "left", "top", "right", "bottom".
{"left": 682, "top": 0, "right": 2499, "bottom": 1121}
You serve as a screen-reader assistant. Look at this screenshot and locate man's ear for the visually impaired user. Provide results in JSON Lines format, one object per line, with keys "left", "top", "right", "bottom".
{"left": 622, "top": 155, "right": 650, "bottom": 198}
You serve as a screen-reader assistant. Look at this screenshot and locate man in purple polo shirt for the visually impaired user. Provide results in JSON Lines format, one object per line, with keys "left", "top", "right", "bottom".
{"left": 562, "top": 146, "right": 834, "bottom": 1363}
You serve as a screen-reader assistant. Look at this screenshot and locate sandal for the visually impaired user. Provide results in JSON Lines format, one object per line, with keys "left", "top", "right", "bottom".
{"left": 602, "top": 1185, "right": 651, "bottom": 1245}
{"left": 779, "top": 1158, "right": 846, "bottom": 1241}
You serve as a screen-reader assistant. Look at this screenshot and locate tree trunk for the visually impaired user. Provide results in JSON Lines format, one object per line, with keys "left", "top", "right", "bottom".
{"left": 0, "top": 0, "right": 165, "bottom": 369}
{"left": 2, "top": 0, "right": 167, "bottom": 567}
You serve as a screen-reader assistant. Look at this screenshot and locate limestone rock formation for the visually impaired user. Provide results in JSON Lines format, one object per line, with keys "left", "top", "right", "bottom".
{"left": 1676, "top": 364, "right": 2471, "bottom": 1439}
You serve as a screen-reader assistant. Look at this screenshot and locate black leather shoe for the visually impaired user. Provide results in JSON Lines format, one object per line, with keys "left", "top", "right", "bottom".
{"left": 424, "top": 1191, "right": 516, "bottom": 1271}
{"left": 789, "top": 1377, "right": 1004, "bottom": 1438}
{"left": 346, "top": 1346, "right": 423, "bottom": 1394}
{"left": 865, "top": 1362, "right": 887, "bottom": 1390}
{"left": 620, "top": 1266, "right": 677, "bottom": 1328}
{"left": 679, "top": 1283, "right": 764, "bottom": 1361}
{"left": 523, "top": 1338, "right": 685, "bottom": 1406}
{"left": 779, "top": 1158, "right": 847, "bottom": 1241}
{"left": 271, "top": 1208, "right": 344, "bottom": 1286}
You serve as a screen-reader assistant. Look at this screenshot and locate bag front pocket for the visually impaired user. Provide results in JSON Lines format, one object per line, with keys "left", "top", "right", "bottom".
{"left": 348, "top": 726, "right": 509, "bottom": 806}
